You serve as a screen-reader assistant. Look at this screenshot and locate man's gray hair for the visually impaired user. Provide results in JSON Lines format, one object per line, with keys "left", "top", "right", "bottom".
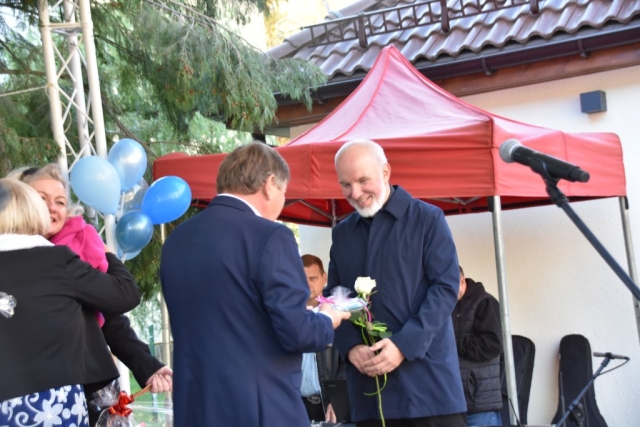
{"left": 334, "top": 139, "right": 387, "bottom": 168}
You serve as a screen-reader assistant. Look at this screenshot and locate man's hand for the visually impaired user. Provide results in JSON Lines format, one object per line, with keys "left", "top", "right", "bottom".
{"left": 347, "top": 344, "right": 375, "bottom": 374}
{"left": 361, "top": 338, "right": 405, "bottom": 377}
{"left": 318, "top": 303, "right": 351, "bottom": 329}
{"left": 325, "top": 403, "right": 337, "bottom": 423}
{"left": 145, "top": 366, "right": 173, "bottom": 393}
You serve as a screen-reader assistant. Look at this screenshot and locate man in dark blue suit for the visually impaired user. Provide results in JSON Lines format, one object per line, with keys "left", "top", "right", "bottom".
{"left": 327, "top": 139, "right": 467, "bottom": 427}
{"left": 160, "top": 142, "right": 350, "bottom": 427}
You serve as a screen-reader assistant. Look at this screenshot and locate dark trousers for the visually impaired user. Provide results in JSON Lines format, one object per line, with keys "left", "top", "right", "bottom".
{"left": 302, "top": 396, "right": 325, "bottom": 422}
{"left": 356, "top": 412, "right": 467, "bottom": 427}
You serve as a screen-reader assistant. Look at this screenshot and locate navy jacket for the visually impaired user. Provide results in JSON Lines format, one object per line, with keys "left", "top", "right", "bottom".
{"left": 327, "top": 186, "right": 466, "bottom": 421}
{"left": 160, "top": 196, "right": 334, "bottom": 427}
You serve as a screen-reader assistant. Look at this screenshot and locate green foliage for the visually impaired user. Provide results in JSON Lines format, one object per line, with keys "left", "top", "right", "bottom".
{"left": 92, "top": 2, "right": 325, "bottom": 135}
{"left": 0, "top": 119, "right": 60, "bottom": 176}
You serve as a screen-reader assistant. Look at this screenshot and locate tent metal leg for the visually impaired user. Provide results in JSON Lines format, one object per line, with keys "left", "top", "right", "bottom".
{"left": 491, "top": 196, "right": 520, "bottom": 424}
{"left": 331, "top": 199, "right": 337, "bottom": 228}
{"left": 160, "top": 223, "right": 173, "bottom": 403}
{"left": 619, "top": 197, "right": 640, "bottom": 344}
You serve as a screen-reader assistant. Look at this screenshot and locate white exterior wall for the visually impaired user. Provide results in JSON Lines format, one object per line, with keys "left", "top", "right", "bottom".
{"left": 296, "top": 65, "right": 640, "bottom": 425}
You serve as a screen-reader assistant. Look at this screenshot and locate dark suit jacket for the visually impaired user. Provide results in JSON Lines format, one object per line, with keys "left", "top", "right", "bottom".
{"left": 328, "top": 186, "right": 466, "bottom": 421}
{"left": 160, "top": 195, "right": 334, "bottom": 427}
{"left": 0, "top": 248, "right": 141, "bottom": 401}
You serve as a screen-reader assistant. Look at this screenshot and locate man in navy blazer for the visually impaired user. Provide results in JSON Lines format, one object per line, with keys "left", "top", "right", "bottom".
{"left": 327, "top": 139, "right": 467, "bottom": 427}
{"left": 160, "top": 142, "right": 350, "bottom": 427}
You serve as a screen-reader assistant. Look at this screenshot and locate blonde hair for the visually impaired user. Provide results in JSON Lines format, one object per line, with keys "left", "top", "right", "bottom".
{"left": 0, "top": 178, "right": 51, "bottom": 236}
{"left": 8, "top": 163, "right": 84, "bottom": 217}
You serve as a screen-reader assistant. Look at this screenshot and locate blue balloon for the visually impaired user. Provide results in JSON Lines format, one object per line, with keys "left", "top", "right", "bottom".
{"left": 116, "top": 210, "right": 154, "bottom": 253}
{"left": 141, "top": 176, "right": 192, "bottom": 225}
{"left": 117, "top": 245, "right": 141, "bottom": 261}
{"left": 70, "top": 156, "right": 121, "bottom": 215}
{"left": 108, "top": 138, "right": 148, "bottom": 192}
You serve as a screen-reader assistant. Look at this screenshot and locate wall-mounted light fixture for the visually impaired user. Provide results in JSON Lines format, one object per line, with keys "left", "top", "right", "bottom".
{"left": 580, "top": 90, "right": 607, "bottom": 114}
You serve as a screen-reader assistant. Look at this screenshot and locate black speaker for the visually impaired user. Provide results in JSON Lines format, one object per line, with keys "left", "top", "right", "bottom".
{"left": 580, "top": 91, "right": 607, "bottom": 114}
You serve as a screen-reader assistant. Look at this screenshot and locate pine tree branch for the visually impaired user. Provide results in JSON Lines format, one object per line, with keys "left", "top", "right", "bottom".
{"left": 101, "top": 97, "right": 159, "bottom": 159}
{"left": 145, "top": 0, "right": 266, "bottom": 55}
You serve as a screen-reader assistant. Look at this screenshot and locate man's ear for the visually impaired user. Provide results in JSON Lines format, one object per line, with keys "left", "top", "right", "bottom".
{"left": 382, "top": 163, "right": 391, "bottom": 182}
{"left": 262, "top": 174, "right": 277, "bottom": 200}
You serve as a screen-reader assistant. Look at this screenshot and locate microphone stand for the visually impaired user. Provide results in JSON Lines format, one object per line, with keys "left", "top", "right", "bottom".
{"left": 541, "top": 172, "right": 640, "bottom": 300}
{"left": 554, "top": 355, "right": 611, "bottom": 427}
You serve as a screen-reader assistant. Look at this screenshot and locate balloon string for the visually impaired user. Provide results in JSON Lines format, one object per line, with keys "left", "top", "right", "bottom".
{"left": 118, "top": 191, "right": 125, "bottom": 219}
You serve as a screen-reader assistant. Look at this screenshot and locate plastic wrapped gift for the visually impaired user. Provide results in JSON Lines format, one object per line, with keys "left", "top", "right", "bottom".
{"left": 0, "top": 291, "right": 16, "bottom": 318}
{"left": 91, "top": 381, "right": 153, "bottom": 427}
{"left": 128, "top": 402, "right": 173, "bottom": 427}
{"left": 316, "top": 286, "right": 367, "bottom": 312}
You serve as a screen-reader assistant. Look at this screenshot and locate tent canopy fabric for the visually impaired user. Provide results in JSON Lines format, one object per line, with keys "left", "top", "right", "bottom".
{"left": 153, "top": 45, "right": 626, "bottom": 226}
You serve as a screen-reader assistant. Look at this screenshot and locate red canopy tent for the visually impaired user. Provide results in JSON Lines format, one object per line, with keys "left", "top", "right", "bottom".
{"left": 153, "top": 45, "right": 630, "bottom": 422}
{"left": 154, "top": 45, "right": 626, "bottom": 227}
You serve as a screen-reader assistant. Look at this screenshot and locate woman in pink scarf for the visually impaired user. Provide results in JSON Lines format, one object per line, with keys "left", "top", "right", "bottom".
{"left": 11, "top": 164, "right": 172, "bottom": 425}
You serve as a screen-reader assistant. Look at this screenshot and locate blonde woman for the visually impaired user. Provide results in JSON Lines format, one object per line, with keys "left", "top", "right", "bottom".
{"left": 0, "top": 178, "right": 141, "bottom": 426}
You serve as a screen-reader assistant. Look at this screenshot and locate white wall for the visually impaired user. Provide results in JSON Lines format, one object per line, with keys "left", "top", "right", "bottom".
{"left": 297, "top": 65, "right": 640, "bottom": 425}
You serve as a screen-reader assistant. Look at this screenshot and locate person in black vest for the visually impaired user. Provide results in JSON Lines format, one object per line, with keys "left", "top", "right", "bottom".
{"left": 453, "top": 266, "right": 503, "bottom": 426}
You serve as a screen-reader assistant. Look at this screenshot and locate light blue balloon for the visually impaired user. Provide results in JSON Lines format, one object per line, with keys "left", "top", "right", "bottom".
{"left": 141, "top": 176, "right": 192, "bottom": 225}
{"left": 116, "top": 178, "right": 149, "bottom": 220}
{"left": 108, "top": 138, "right": 148, "bottom": 192}
{"left": 70, "top": 156, "right": 121, "bottom": 215}
{"left": 117, "top": 245, "right": 141, "bottom": 261}
{"left": 116, "top": 210, "right": 154, "bottom": 253}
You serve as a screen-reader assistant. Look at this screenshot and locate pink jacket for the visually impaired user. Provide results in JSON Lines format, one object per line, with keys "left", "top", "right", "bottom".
{"left": 50, "top": 215, "right": 108, "bottom": 326}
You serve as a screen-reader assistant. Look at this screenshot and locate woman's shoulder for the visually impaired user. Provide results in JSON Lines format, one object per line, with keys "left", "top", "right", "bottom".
{"left": 0, "top": 244, "right": 76, "bottom": 260}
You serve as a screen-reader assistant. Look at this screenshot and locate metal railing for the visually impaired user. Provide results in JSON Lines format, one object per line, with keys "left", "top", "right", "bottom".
{"left": 303, "top": 0, "right": 541, "bottom": 47}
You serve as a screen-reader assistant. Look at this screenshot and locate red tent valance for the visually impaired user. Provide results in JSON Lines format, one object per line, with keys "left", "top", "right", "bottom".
{"left": 154, "top": 45, "right": 626, "bottom": 226}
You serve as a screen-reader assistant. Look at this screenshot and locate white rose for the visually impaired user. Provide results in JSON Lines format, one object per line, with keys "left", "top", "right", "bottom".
{"left": 354, "top": 277, "right": 376, "bottom": 296}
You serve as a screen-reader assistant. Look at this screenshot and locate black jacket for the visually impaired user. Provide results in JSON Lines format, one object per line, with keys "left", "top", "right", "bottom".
{"left": 100, "top": 313, "right": 164, "bottom": 388}
{"left": 452, "top": 278, "right": 503, "bottom": 413}
{"left": 316, "top": 346, "right": 346, "bottom": 411}
{"left": 87, "top": 313, "right": 165, "bottom": 426}
{"left": 0, "top": 248, "right": 141, "bottom": 401}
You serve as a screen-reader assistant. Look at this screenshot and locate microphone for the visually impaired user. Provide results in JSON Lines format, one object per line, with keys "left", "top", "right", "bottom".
{"left": 499, "top": 139, "right": 590, "bottom": 183}
{"left": 593, "top": 351, "right": 630, "bottom": 360}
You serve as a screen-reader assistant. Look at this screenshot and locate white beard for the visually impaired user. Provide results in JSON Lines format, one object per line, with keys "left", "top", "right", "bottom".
{"left": 351, "top": 186, "right": 389, "bottom": 218}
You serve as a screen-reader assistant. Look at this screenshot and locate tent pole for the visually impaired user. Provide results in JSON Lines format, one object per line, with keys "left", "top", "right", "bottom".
{"left": 491, "top": 196, "right": 520, "bottom": 423}
{"left": 618, "top": 197, "right": 640, "bottom": 344}
{"left": 331, "top": 199, "right": 337, "bottom": 228}
{"left": 159, "top": 223, "right": 173, "bottom": 404}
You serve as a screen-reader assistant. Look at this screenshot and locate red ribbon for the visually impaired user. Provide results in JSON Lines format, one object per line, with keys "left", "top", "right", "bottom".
{"left": 107, "top": 391, "right": 134, "bottom": 417}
